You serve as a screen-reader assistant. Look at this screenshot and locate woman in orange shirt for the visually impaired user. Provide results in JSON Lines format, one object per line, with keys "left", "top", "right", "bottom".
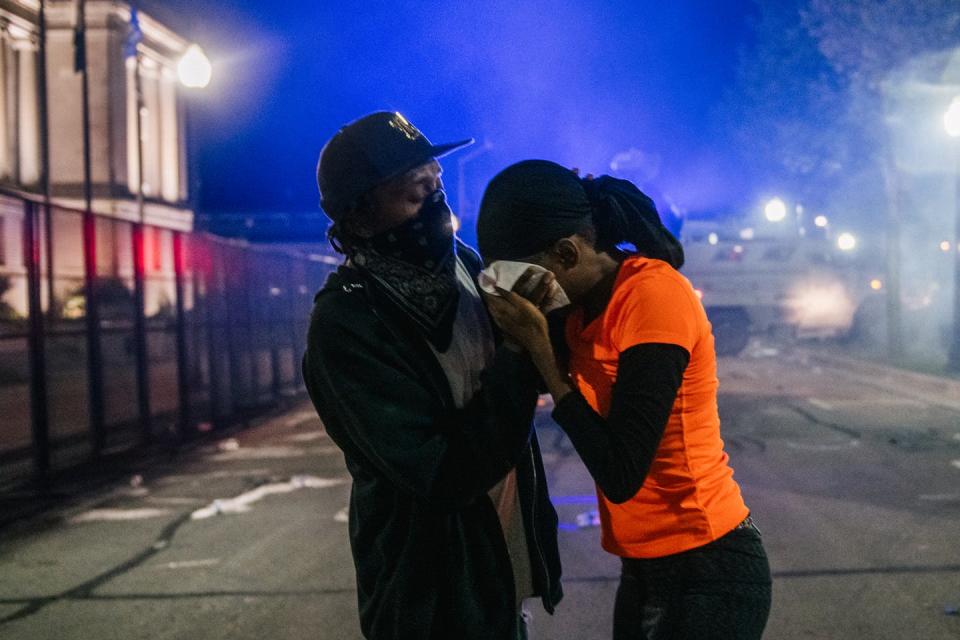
{"left": 477, "top": 160, "right": 771, "bottom": 639}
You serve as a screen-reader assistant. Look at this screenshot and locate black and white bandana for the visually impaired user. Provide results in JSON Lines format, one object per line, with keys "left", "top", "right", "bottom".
{"left": 352, "top": 189, "right": 460, "bottom": 350}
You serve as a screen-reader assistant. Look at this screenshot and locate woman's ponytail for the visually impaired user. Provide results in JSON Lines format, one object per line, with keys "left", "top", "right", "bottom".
{"left": 581, "top": 176, "right": 685, "bottom": 269}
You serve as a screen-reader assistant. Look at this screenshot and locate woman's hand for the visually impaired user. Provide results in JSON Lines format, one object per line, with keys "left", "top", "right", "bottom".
{"left": 483, "top": 271, "right": 573, "bottom": 402}
{"left": 483, "top": 283, "right": 573, "bottom": 403}
{"left": 483, "top": 287, "right": 551, "bottom": 357}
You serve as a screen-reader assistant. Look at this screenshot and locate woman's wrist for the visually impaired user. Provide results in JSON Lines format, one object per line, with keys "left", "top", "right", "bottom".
{"left": 529, "top": 342, "right": 573, "bottom": 402}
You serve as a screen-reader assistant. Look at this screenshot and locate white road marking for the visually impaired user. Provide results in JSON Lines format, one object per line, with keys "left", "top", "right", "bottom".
{"left": 158, "top": 559, "right": 221, "bottom": 570}
{"left": 287, "top": 431, "right": 326, "bottom": 442}
{"left": 191, "top": 476, "right": 348, "bottom": 520}
{"left": 919, "top": 494, "right": 960, "bottom": 502}
{"left": 217, "top": 438, "right": 241, "bottom": 451}
{"left": 284, "top": 411, "right": 319, "bottom": 429}
{"left": 147, "top": 497, "right": 206, "bottom": 505}
{"left": 334, "top": 507, "right": 349, "bottom": 523}
{"left": 784, "top": 439, "right": 860, "bottom": 451}
{"left": 157, "top": 469, "right": 273, "bottom": 484}
{"left": 69, "top": 508, "right": 171, "bottom": 523}
{"left": 951, "top": 459, "right": 960, "bottom": 470}
{"left": 207, "top": 446, "right": 339, "bottom": 461}
{"left": 807, "top": 398, "right": 835, "bottom": 411}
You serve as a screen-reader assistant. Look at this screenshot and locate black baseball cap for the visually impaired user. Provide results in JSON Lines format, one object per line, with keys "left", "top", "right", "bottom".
{"left": 317, "top": 111, "right": 473, "bottom": 222}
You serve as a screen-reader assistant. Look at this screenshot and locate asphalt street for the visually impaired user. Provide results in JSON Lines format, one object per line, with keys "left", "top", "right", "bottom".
{"left": 1, "top": 341, "right": 959, "bottom": 639}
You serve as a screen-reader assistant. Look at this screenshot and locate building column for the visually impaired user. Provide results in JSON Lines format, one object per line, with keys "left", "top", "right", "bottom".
{"left": 0, "top": 30, "right": 9, "bottom": 181}
{"left": 159, "top": 68, "right": 179, "bottom": 203}
{"left": 13, "top": 36, "right": 39, "bottom": 187}
{"left": 140, "top": 60, "right": 161, "bottom": 198}
{"left": 126, "top": 56, "right": 140, "bottom": 196}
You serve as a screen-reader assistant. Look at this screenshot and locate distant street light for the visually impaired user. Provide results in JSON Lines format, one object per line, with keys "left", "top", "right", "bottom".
{"left": 945, "top": 95, "right": 960, "bottom": 370}
{"left": 764, "top": 198, "right": 787, "bottom": 222}
{"left": 944, "top": 96, "right": 960, "bottom": 139}
{"left": 178, "top": 44, "right": 212, "bottom": 89}
{"left": 707, "top": 232, "right": 719, "bottom": 246}
{"left": 814, "top": 215, "right": 828, "bottom": 228}
{"left": 836, "top": 232, "right": 857, "bottom": 252}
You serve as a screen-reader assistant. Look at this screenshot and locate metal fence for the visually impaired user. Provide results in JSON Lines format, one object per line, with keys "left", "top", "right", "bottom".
{"left": 0, "top": 189, "right": 336, "bottom": 486}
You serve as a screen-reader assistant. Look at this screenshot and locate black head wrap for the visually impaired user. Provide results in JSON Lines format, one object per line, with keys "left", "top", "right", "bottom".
{"left": 477, "top": 159, "right": 684, "bottom": 269}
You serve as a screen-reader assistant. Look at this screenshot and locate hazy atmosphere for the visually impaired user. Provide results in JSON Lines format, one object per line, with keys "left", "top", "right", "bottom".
{"left": 1, "top": 2, "right": 959, "bottom": 639}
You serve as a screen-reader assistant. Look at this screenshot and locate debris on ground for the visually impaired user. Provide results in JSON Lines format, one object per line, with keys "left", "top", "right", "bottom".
{"left": 575, "top": 509, "right": 601, "bottom": 528}
{"left": 217, "top": 438, "right": 240, "bottom": 452}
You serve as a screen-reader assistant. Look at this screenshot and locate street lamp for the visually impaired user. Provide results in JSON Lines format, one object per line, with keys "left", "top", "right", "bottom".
{"left": 836, "top": 232, "right": 857, "bottom": 252}
{"left": 175, "top": 44, "right": 212, "bottom": 210}
{"left": 814, "top": 215, "right": 828, "bottom": 228}
{"left": 177, "top": 44, "right": 212, "bottom": 89}
{"left": 764, "top": 198, "right": 787, "bottom": 222}
{"left": 944, "top": 95, "right": 960, "bottom": 371}
{"left": 944, "top": 96, "right": 960, "bottom": 138}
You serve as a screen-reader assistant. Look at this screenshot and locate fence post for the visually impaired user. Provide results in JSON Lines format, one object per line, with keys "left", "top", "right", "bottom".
{"left": 173, "top": 232, "right": 191, "bottom": 439}
{"left": 82, "top": 211, "right": 105, "bottom": 455}
{"left": 203, "top": 237, "right": 223, "bottom": 427}
{"left": 288, "top": 256, "right": 304, "bottom": 390}
{"left": 242, "top": 248, "right": 257, "bottom": 408}
{"left": 132, "top": 222, "right": 151, "bottom": 442}
{"left": 24, "top": 201, "right": 50, "bottom": 483}
{"left": 269, "top": 257, "right": 282, "bottom": 403}
{"left": 224, "top": 245, "right": 244, "bottom": 418}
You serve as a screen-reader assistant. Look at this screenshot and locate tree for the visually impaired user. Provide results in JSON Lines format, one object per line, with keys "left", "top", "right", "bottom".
{"left": 803, "top": 0, "right": 960, "bottom": 359}
{"left": 724, "top": 0, "right": 960, "bottom": 360}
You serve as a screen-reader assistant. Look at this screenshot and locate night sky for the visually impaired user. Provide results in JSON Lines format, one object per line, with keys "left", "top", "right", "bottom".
{"left": 146, "top": 0, "right": 757, "bottom": 245}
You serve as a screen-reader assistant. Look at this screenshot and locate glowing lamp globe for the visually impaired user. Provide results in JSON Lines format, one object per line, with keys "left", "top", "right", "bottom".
{"left": 836, "top": 232, "right": 857, "bottom": 252}
{"left": 945, "top": 97, "right": 960, "bottom": 138}
{"left": 178, "top": 45, "right": 212, "bottom": 89}
{"left": 764, "top": 198, "right": 787, "bottom": 222}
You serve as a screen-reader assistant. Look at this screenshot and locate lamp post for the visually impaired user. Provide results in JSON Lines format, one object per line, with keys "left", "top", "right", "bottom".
{"left": 128, "top": 24, "right": 211, "bottom": 441}
{"left": 945, "top": 96, "right": 960, "bottom": 371}
{"left": 172, "top": 43, "right": 211, "bottom": 438}
{"left": 456, "top": 140, "right": 493, "bottom": 221}
{"left": 176, "top": 44, "right": 211, "bottom": 206}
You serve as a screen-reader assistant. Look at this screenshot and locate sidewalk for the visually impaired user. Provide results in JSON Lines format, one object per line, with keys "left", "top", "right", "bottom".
{"left": 2, "top": 357, "right": 958, "bottom": 639}
{"left": 792, "top": 345, "right": 960, "bottom": 412}
{"left": 0, "top": 400, "right": 307, "bottom": 532}
{"left": 0, "top": 399, "right": 363, "bottom": 639}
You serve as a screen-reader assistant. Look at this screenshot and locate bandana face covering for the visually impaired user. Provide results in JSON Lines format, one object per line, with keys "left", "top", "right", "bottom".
{"left": 352, "top": 189, "right": 460, "bottom": 350}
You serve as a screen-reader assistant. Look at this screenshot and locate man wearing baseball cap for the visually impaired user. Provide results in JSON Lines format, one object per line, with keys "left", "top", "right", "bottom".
{"left": 303, "top": 112, "right": 562, "bottom": 639}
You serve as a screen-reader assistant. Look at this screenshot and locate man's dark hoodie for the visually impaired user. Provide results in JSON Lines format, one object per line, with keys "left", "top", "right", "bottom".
{"left": 302, "top": 244, "right": 562, "bottom": 640}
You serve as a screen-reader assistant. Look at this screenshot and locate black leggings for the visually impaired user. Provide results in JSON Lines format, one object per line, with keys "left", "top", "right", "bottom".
{"left": 613, "top": 524, "right": 772, "bottom": 640}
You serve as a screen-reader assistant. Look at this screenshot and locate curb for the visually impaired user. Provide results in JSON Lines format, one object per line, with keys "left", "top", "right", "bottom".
{"left": 0, "top": 397, "right": 315, "bottom": 533}
{"left": 800, "top": 349, "right": 960, "bottom": 413}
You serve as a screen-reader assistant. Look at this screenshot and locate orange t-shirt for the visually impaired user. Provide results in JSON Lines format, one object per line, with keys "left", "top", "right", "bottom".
{"left": 565, "top": 256, "right": 748, "bottom": 558}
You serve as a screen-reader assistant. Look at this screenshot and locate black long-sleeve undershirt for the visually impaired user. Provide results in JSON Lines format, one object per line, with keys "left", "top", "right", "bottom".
{"left": 551, "top": 342, "right": 690, "bottom": 504}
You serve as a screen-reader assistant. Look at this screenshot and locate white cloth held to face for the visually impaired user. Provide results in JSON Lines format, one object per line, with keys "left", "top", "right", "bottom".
{"left": 478, "top": 260, "right": 571, "bottom": 313}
